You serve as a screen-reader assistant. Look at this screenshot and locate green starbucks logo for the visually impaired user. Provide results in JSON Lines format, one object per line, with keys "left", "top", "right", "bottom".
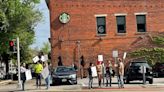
{"left": 59, "top": 13, "right": 70, "bottom": 24}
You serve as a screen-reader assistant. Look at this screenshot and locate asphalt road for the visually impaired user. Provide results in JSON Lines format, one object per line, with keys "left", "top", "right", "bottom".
{"left": 0, "top": 77, "right": 164, "bottom": 92}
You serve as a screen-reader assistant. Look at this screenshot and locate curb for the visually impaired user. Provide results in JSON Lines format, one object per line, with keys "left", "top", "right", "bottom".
{"left": 0, "top": 80, "right": 12, "bottom": 85}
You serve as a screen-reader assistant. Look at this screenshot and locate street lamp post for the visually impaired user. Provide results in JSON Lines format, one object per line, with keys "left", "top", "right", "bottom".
{"left": 76, "top": 41, "right": 80, "bottom": 77}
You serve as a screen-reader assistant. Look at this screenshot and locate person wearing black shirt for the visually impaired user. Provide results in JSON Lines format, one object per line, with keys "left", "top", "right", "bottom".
{"left": 106, "top": 60, "right": 113, "bottom": 87}
{"left": 88, "top": 63, "right": 93, "bottom": 89}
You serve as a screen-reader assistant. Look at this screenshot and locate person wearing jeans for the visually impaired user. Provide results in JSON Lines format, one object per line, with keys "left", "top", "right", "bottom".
{"left": 106, "top": 60, "right": 113, "bottom": 87}
{"left": 117, "top": 58, "right": 124, "bottom": 88}
{"left": 34, "top": 61, "right": 43, "bottom": 89}
{"left": 20, "top": 63, "right": 26, "bottom": 91}
{"left": 43, "top": 62, "right": 51, "bottom": 90}
{"left": 88, "top": 63, "right": 93, "bottom": 89}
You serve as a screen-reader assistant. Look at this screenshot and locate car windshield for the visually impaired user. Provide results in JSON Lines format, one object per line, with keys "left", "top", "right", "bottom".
{"left": 131, "top": 62, "right": 150, "bottom": 67}
{"left": 55, "top": 67, "right": 75, "bottom": 73}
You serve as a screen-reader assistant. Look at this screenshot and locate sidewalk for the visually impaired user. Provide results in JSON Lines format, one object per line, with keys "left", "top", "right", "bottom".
{"left": 0, "top": 80, "right": 13, "bottom": 85}
{"left": 0, "top": 77, "right": 164, "bottom": 92}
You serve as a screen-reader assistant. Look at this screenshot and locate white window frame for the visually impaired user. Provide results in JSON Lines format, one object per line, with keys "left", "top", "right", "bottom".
{"left": 135, "top": 12, "right": 147, "bottom": 33}
{"left": 115, "top": 13, "right": 127, "bottom": 35}
{"left": 95, "top": 14, "right": 107, "bottom": 36}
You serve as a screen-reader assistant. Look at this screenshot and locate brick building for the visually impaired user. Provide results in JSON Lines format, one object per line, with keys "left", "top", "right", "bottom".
{"left": 46, "top": 0, "right": 164, "bottom": 68}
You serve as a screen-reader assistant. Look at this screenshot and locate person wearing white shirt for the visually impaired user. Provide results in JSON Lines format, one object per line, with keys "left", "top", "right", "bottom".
{"left": 20, "top": 63, "right": 27, "bottom": 91}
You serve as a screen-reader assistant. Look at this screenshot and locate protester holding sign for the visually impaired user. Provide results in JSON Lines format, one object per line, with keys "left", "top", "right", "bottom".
{"left": 88, "top": 63, "right": 94, "bottom": 89}
{"left": 20, "top": 63, "right": 27, "bottom": 91}
{"left": 106, "top": 60, "right": 113, "bottom": 87}
{"left": 42, "top": 62, "right": 50, "bottom": 90}
{"left": 34, "top": 61, "right": 43, "bottom": 89}
{"left": 97, "top": 61, "right": 102, "bottom": 88}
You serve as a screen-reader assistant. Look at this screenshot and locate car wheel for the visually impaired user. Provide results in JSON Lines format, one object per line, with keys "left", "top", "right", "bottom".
{"left": 124, "top": 77, "right": 130, "bottom": 84}
{"left": 75, "top": 80, "right": 77, "bottom": 84}
{"left": 149, "top": 79, "right": 153, "bottom": 84}
{"left": 126, "top": 79, "right": 130, "bottom": 84}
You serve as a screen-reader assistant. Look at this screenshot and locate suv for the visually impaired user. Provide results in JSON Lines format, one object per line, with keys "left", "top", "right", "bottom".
{"left": 124, "top": 59, "right": 153, "bottom": 84}
{"left": 153, "top": 62, "right": 164, "bottom": 77}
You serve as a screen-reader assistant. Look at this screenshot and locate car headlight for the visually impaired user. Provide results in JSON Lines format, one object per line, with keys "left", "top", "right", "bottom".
{"left": 69, "top": 74, "right": 76, "bottom": 78}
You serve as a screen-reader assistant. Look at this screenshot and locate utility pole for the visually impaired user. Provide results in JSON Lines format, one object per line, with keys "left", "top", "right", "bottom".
{"left": 77, "top": 41, "right": 81, "bottom": 77}
{"left": 17, "top": 37, "right": 21, "bottom": 89}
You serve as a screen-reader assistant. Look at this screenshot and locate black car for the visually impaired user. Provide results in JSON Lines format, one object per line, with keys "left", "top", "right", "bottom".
{"left": 124, "top": 59, "right": 153, "bottom": 84}
{"left": 52, "top": 66, "right": 77, "bottom": 85}
{"left": 153, "top": 62, "right": 164, "bottom": 77}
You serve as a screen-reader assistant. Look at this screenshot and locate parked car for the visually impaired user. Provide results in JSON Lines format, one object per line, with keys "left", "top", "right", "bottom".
{"left": 153, "top": 62, "right": 164, "bottom": 77}
{"left": 52, "top": 66, "right": 77, "bottom": 85}
{"left": 124, "top": 59, "right": 153, "bottom": 84}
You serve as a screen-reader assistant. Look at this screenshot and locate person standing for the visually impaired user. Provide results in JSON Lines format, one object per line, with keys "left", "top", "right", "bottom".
{"left": 88, "top": 63, "right": 94, "bottom": 89}
{"left": 80, "top": 56, "right": 85, "bottom": 79}
{"left": 97, "top": 61, "right": 102, "bottom": 88}
{"left": 34, "top": 61, "right": 43, "bottom": 89}
{"left": 43, "top": 62, "right": 50, "bottom": 90}
{"left": 114, "top": 59, "right": 120, "bottom": 88}
{"left": 20, "top": 63, "right": 27, "bottom": 91}
{"left": 106, "top": 60, "right": 113, "bottom": 87}
{"left": 118, "top": 58, "right": 124, "bottom": 88}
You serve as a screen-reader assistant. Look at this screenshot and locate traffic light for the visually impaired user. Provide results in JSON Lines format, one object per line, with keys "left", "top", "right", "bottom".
{"left": 9, "top": 40, "right": 16, "bottom": 52}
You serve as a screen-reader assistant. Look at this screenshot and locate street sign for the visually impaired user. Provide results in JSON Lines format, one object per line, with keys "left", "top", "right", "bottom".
{"left": 112, "top": 50, "right": 118, "bottom": 57}
{"left": 139, "top": 66, "right": 146, "bottom": 73}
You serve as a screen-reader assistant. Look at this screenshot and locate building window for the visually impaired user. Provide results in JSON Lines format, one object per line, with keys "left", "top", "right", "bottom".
{"left": 116, "top": 16, "right": 126, "bottom": 33}
{"left": 96, "top": 17, "right": 106, "bottom": 35}
{"left": 136, "top": 15, "right": 146, "bottom": 32}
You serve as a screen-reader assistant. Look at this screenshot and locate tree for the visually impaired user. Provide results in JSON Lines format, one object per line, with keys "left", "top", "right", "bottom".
{"left": 0, "top": 0, "right": 42, "bottom": 63}
{"left": 129, "top": 34, "right": 164, "bottom": 65}
{"left": 40, "top": 42, "right": 51, "bottom": 55}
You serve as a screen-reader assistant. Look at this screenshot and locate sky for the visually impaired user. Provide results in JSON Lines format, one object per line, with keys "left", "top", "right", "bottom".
{"left": 31, "top": 0, "right": 50, "bottom": 49}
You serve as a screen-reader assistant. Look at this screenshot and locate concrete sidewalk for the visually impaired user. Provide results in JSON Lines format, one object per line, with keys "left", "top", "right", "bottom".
{"left": 0, "top": 77, "right": 164, "bottom": 92}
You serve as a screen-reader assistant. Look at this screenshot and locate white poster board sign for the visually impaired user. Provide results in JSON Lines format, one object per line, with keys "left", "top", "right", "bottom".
{"left": 41, "top": 66, "right": 49, "bottom": 79}
{"left": 33, "top": 56, "right": 39, "bottom": 63}
{"left": 91, "top": 66, "right": 97, "bottom": 77}
{"left": 41, "top": 55, "right": 48, "bottom": 62}
{"left": 98, "top": 55, "right": 103, "bottom": 62}
{"left": 112, "top": 50, "right": 118, "bottom": 57}
{"left": 25, "top": 70, "right": 32, "bottom": 81}
{"left": 123, "top": 52, "right": 127, "bottom": 59}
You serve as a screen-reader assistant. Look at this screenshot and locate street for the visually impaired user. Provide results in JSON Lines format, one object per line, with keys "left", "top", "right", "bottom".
{"left": 0, "top": 77, "right": 164, "bottom": 92}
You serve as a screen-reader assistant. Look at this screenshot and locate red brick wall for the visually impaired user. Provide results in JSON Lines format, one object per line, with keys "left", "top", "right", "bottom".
{"left": 49, "top": 0, "right": 164, "bottom": 67}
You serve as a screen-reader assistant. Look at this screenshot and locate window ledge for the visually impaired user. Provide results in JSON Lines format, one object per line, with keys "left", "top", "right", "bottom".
{"left": 116, "top": 33, "right": 126, "bottom": 36}
{"left": 95, "top": 34, "right": 107, "bottom": 37}
{"left": 135, "top": 32, "right": 147, "bottom": 35}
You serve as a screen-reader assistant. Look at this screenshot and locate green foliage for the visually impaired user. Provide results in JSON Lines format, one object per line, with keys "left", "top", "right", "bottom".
{"left": 40, "top": 42, "right": 51, "bottom": 54}
{"left": 152, "top": 35, "right": 164, "bottom": 45}
{"left": 0, "top": 0, "right": 42, "bottom": 63}
{"left": 129, "top": 34, "right": 164, "bottom": 66}
{"left": 129, "top": 48, "right": 164, "bottom": 66}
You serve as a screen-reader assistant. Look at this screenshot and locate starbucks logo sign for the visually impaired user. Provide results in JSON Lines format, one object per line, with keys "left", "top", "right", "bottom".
{"left": 59, "top": 12, "right": 70, "bottom": 24}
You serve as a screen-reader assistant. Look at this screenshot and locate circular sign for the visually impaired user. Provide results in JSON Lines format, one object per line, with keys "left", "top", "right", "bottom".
{"left": 59, "top": 12, "right": 70, "bottom": 24}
